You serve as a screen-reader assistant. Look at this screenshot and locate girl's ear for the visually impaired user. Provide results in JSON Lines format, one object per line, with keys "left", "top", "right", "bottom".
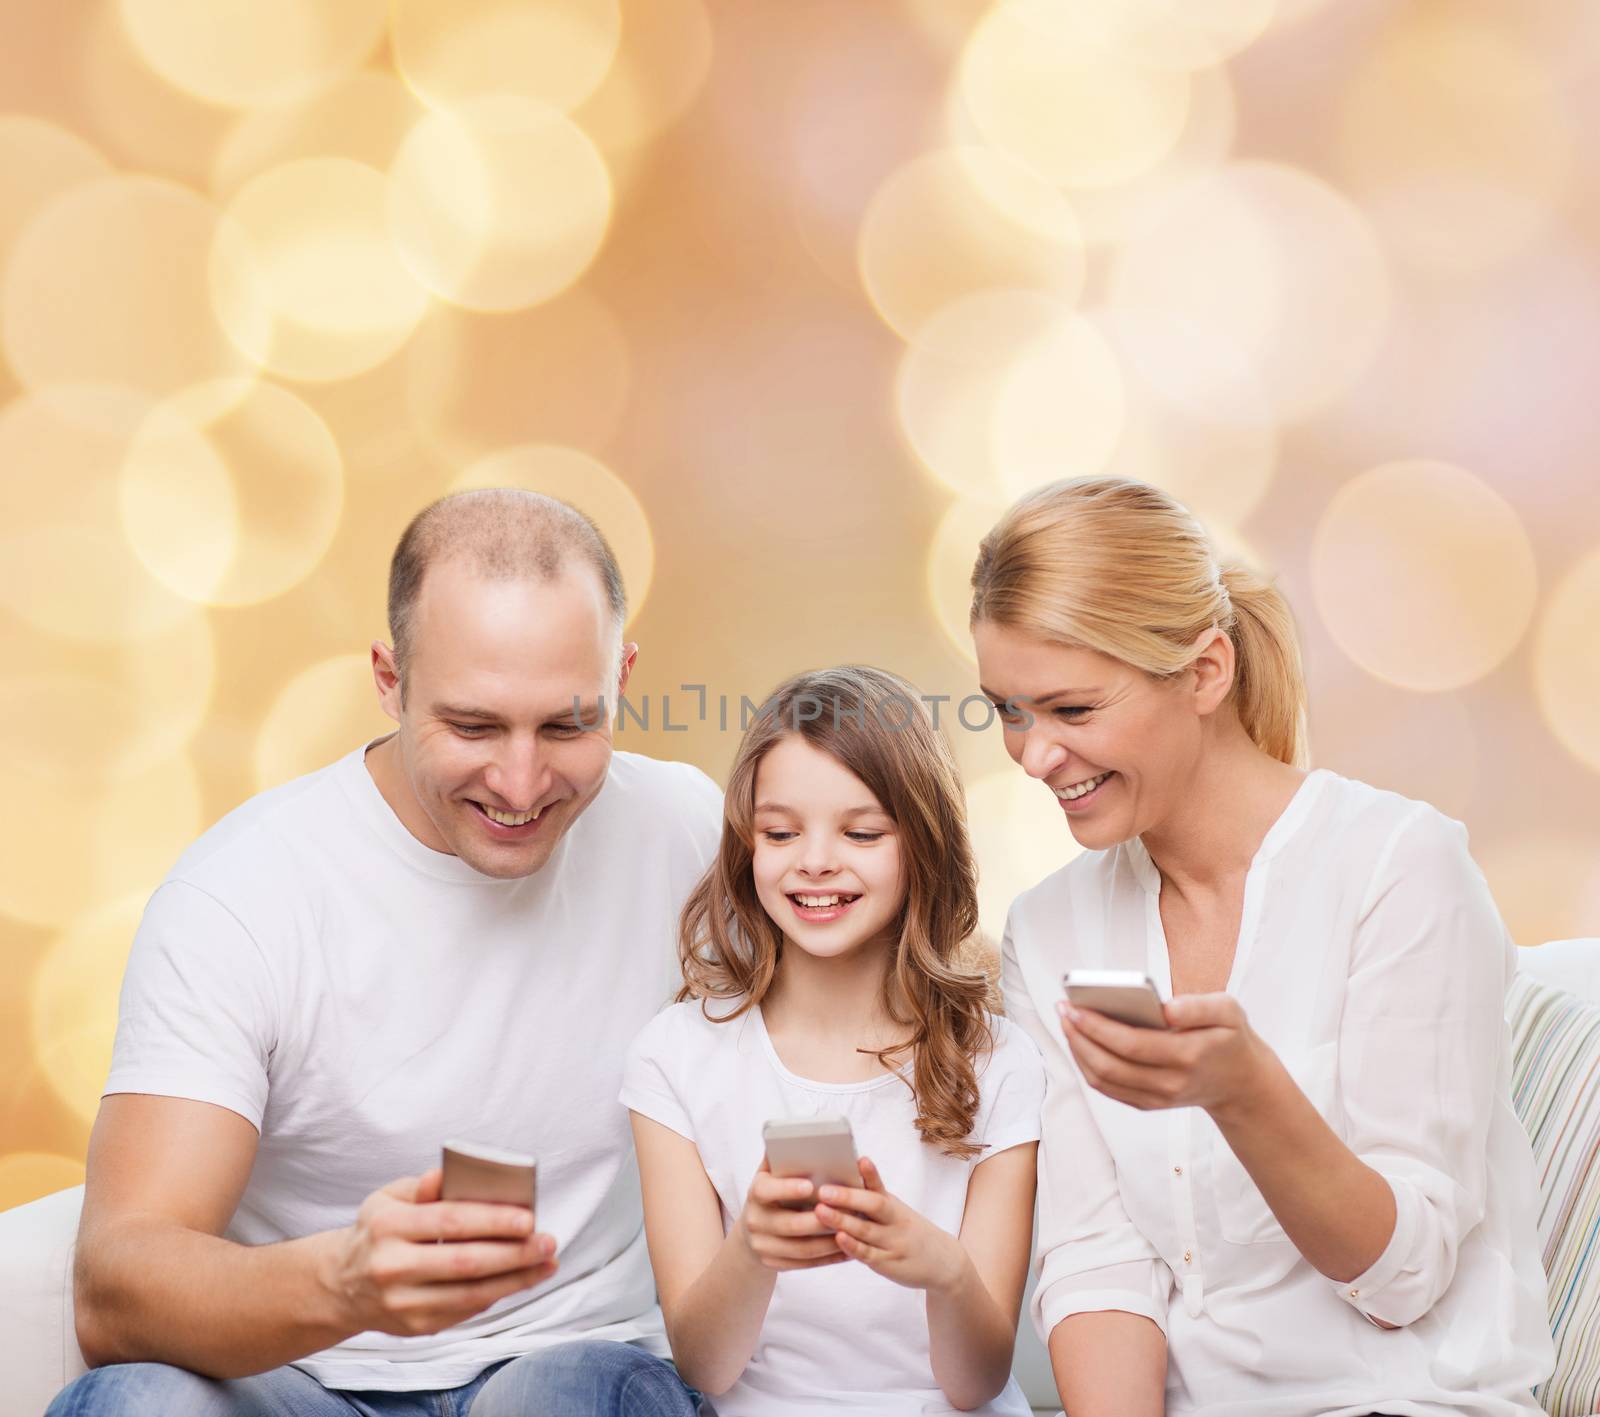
{"left": 1188, "top": 626, "right": 1235, "bottom": 716}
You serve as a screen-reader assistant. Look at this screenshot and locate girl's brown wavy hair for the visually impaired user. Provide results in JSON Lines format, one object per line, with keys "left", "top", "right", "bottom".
{"left": 678, "top": 665, "right": 994, "bottom": 1159}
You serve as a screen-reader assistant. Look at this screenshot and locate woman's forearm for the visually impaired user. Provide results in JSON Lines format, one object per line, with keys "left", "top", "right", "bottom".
{"left": 1049, "top": 1310, "right": 1166, "bottom": 1416}
{"left": 662, "top": 1219, "right": 780, "bottom": 1396}
{"left": 1211, "top": 1047, "right": 1397, "bottom": 1284}
{"left": 925, "top": 1250, "right": 1018, "bottom": 1409}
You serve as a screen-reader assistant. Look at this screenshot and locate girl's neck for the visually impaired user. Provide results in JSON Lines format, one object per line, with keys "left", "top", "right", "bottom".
{"left": 760, "top": 937, "right": 908, "bottom": 1081}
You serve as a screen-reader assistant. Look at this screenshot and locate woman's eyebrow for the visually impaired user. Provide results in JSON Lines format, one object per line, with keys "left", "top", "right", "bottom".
{"left": 978, "top": 685, "right": 1100, "bottom": 705}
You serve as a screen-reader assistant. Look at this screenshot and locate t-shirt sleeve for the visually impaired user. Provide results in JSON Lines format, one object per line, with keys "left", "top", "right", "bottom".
{"left": 975, "top": 1016, "right": 1046, "bottom": 1159}
{"left": 619, "top": 1005, "right": 696, "bottom": 1142}
{"left": 104, "top": 880, "right": 278, "bottom": 1130}
{"left": 675, "top": 762, "right": 724, "bottom": 871}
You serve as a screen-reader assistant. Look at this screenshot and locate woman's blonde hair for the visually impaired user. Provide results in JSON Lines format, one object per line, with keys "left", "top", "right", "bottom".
{"left": 969, "top": 477, "right": 1308, "bottom": 767}
{"left": 678, "top": 665, "right": 994, "bottom": 1159}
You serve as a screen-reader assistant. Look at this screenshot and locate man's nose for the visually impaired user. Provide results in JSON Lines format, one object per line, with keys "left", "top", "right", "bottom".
{"left": 482, "top": 738, "right": 548, "bottom": 810}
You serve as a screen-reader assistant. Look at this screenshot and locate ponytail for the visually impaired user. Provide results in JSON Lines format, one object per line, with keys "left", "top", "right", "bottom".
{"left": 1219, "top": 562, "right": 1307, "bottom": 767}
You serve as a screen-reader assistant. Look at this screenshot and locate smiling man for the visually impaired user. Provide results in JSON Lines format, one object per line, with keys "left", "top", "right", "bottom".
{"left": 48, "top": 491, "right": 723, "bottom": 1417}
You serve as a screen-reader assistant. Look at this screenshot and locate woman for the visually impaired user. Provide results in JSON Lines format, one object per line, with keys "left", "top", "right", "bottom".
{"left": 969, "top": 477, "right": 1552, "bottom": 1416}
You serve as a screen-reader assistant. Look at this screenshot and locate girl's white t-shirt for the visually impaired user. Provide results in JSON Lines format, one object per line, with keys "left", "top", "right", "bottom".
{"left": 620, "top": 998, "right": 1044, "bottom": 1417}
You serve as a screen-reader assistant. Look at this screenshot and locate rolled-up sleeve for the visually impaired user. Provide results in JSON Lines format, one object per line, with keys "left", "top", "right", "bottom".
{"left": 1334, "top": 808, "right": 1512, "bottom": 1328}
{"left": 1001, "top": 914, "right": 1172, "bottom": 1341}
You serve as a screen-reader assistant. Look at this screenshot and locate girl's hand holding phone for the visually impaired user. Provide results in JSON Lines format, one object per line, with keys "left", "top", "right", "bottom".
{"left": 735, "top": 1159, "right": 848, "bottom": 1272}
{"left": 813, "top": 1157, "right": 967, "bottom": 1293}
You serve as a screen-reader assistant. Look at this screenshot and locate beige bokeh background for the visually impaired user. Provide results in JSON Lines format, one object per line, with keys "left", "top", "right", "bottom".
{"left": 2, "top": 0, "right": 1599, "bottom": 1211}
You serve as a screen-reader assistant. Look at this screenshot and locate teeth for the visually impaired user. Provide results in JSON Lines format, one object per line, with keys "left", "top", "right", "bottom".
{"left": 1054, "top": 772, "right": 1110, "bottom": 802}
{"left": 793, "top": 894, "right": 855, "bottom": 908}
{"left": 483, "top": 804, "right": 539, "bottom": 826}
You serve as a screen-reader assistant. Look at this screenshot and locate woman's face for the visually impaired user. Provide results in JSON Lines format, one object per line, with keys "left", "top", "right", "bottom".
{"left": 750, "top": 735, "right": 906, "bottom": 964}
{"left": 973, "top": 620, "right": 1211, "bottom": 852}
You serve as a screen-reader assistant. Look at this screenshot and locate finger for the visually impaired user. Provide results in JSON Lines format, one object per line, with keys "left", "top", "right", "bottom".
{"left": 398, "top": 1260, "right": 559, "bottom": 1322}
{"left": 403, "top": 1235, "right": 556, "bottom": 1283}
{"left": 413, "top": 1168, "right": 443, "bottom": 1204}
{"left": 813, "top": 1184, "right": 886, "bottom": 1218}
{"left": 833, "top": 1230, "right": 880, "bottom": 1266}
{"left": 755, "top": 1206, "right": 838, "bottom": 1240}
{"left": 857, "top": 1156, "right": 888, "bottom": 1195}
{"left": 814, "top": 1206, "right": 888, "bottom": 1246}
{"left": 1061, "top": 1004, "right": 1177, "bottom": 1064}
{"left": 752, "top": 1173, "right": 814, "bottom": 1207}
{"left": 752, "top": 1233, "right": 845, "bottom": 1263}
{"left": 1163, "top": 992, "right": 1241, "bottom": 1031}
{"left": 1064, "top": 1021, "right": 1165, "bottom": 1094}
{"left": 766, "top": 1251, "right": 850, "bottom": 1272}
{"left": 380, "top": 1172, "right": 426, "bottom": 1203}
{"left": 394, "top": 1201, "right": 539, "bottom": 1243}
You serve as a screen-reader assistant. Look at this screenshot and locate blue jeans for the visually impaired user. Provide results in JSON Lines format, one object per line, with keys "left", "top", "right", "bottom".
{"left": 45, "top": 1339, "right": 712, "bottom": 1417}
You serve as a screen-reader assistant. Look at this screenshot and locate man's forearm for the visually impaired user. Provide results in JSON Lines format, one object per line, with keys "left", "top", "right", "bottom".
{"left": 77, "top": 1217, "right": 355, "bottom": 1379}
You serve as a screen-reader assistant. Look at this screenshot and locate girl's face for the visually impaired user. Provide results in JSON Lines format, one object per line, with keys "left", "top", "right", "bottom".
{"left": 751, "top": 735, "right": 905, "bottom": 963}
{"left": 973, "top": 620, "right": 1209, "bottom": 852}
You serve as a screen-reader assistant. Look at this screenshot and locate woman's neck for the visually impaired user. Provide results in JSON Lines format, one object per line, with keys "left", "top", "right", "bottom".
{"left": 1139, "top": 720, "right": 1307, "bottom": 898}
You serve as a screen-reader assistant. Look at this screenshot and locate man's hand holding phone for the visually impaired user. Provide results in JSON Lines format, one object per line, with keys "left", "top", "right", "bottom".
{"left": 319, "top": 1162, "right": 558, "bottom": 1338}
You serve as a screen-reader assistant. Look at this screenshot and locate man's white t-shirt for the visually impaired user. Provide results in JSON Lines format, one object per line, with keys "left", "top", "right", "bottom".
{"left": 620, "top": 999, "right": 1044, "bottom": 1417}
{"left": 106, "top": 740, "right": 723, "bottom": 1391}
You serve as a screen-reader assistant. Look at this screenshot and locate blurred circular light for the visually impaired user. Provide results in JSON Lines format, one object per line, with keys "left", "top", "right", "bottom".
{"left": 255, "top": 653, "right": 389, "bottom": 792}
{"left": 117, "top": 0, "right": 385, "bottom": 109}
{"left": 957, "top": 0, "right": 1192, "bottom": 189}
{"left": 0, "top": 388, "right": 200, "bottom": 643}
{"left": 388, "top": 97, "right": 613, "bottom": 313}
{"left": 0, "top": 589, "right": 216, "bottom": 787}
{"left": 406, "top": 288, "right": 631, "bottom": 464}
{"left": 575, "top": 0, "right": 714, "bottom": 154}
{"left": 211, "top": 72, "right": 426, "bottom": 197}
{"left": 0, "top": 1154, "right": 87, "bottom": 1211}
{"left": 120, "top": 379, "right": 345, "bottom": 608}
{"left": 858, "top": 147, "right": 1085, "bottom": 345}
{"left": 0, "top": 117, "right": 111, "bottom": 278}
{"left": 896, "top": 292, "right": 1123, "bottom": 501}
{"left": 927, "top": 493, "right": 1009, "bottom": 665}
{"left": 3, "top": 177, "right": 259, "bottom": 400}
{"left": 966, "top": 768, "right": 1086, "bottom": 941}
{"left": 0, "top": 755, "right": 202, "bottom": 929}
{"left": 1109, "top": 161, "right": 1390, "bottom": 420}
{"left": 210, "top": 158, "right": 432, "bottom": 382}
{"left": 1099, "top": 309, "right": 1277, "bottom": 528}
{"left": 392, "top": 0, "right": 621, "bottom": 113}
{"left": 32, "top": 894, "right": 147, "bottom": 1124}
{"left": 1078, "top": 0, "right": 1276, "bottom": 70}
{"left": 451, "top": 445, "right": 655, "bottom": 624}
{"left": 1479, "top": 834, "right": 1600, "bottom": 947}
{"left": 1535, "top": 546, "right": 1600, "bottom": 775}
{"left": 1310, "top": 461, "right": 1537, "bottom": 692}
{"left": 1338, "top": 13, "right": 1570, "bottom": 275}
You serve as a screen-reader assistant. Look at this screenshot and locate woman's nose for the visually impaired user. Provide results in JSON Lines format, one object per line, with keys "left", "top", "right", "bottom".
{"left": 1020, "top": 729, "right": 1067, "bottom": 781}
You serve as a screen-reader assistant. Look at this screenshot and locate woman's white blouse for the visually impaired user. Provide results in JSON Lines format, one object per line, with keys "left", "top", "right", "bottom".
{"left": 1002, "top": 769, "right": 1554, "bottom": 1416}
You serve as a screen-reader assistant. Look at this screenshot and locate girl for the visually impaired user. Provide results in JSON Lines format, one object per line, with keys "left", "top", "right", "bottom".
{"left": 971, "top": 476, "right": 1552, "bottom": 1416}
{"left": 620, "top": 666, "right": 1044, "bottom": 1415}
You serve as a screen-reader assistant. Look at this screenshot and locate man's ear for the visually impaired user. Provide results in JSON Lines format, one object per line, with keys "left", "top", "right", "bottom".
{"left": 1189, "top": 627, "right": 1236, "bottom": 717}
{"left": 616, "top": 641, "right": 639, "bottom": 698}
{"left": 372, "top": 640, "right": 403, "bottom": 724}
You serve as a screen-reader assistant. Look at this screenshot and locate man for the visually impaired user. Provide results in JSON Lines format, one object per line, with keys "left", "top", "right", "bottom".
{"left": 48, "top": 490, "right": 722, "bottom": 1416}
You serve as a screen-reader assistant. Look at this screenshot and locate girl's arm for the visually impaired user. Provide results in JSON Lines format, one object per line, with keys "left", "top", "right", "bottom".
{"left": 629, "top": 1113, "right": 846, "bottom": 1397}
{"left": 815, "top": 1143, "right": 1037, "bottom": 1411}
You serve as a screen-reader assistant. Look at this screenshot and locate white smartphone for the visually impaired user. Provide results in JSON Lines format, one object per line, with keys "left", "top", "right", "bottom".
{"left": 762, "top": 1116, "right": 860, "bottom": 1210}
{"left": 440, "top": 1140, "right": 538, "bottom": 1220}
{"left": 1062, "top": 969, "right": 1169, "bottom": 1029}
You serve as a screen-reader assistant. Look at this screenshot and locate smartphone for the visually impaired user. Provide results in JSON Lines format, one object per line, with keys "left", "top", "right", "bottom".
{"left": 440, "top": 1140, "right": 538, "bottom": 1220}
{"left": 1062, "top": 969, "right": 1169, "bottom": 1029}
{"left": 762, "top": 1116, "right": 860, "bottom": 1210}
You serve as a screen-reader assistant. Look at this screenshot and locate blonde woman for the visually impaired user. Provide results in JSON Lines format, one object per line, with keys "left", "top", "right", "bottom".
{"left": 970, "top": 478, "right": 1552, "bottom": 1416}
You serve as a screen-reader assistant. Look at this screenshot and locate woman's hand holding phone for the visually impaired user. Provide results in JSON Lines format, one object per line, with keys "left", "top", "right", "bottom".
{"left": 814, "top": 1157, "right": 968, "bottom": 1293}
{"left": 735, "top": 1159, "right": 849, "bottom": 1272}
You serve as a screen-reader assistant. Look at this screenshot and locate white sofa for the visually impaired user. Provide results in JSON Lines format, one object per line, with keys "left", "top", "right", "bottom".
{"left": 4, "top": 938, "right": 1597, "bottom": 1417}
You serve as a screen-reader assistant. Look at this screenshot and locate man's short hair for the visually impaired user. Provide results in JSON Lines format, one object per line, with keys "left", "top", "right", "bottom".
{"left": 387, "top": 488, "right": 628, "bottom": 686}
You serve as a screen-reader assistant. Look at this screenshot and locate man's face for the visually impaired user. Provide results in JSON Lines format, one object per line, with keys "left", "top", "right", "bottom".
{"left": 375, "top": 558, "right": 632, "bottom": 879}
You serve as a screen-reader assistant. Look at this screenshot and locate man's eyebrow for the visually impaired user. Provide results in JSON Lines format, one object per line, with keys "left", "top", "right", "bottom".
{"left": 431, "top": 703, "right": 598, "bottom": 721}
{"left": 753, "top": 802, "right": 887, "bottom": 817}
{"left": 977, "top": 685, "right": 1100, "bottom": 706}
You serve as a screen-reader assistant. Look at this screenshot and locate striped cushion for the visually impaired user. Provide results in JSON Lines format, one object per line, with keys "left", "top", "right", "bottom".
{"left": 1508, "top": 974, "right": 1600, "bottom": 1415}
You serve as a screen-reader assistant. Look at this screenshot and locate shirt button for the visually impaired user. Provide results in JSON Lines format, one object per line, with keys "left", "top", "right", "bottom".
{"left": 1349, "top": 1288, "right": 1360, "bottom": 1299}
{"left": 1173, "top": 1165, "right": 1183, "bottom": 1176}
{"left": 1183, "top": 1250, "right": 1192, "bottom": 1264}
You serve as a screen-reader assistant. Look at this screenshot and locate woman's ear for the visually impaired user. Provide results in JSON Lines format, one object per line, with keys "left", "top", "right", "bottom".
{"left": 1189, "top": 626, "right": 1236, "bottom": 716}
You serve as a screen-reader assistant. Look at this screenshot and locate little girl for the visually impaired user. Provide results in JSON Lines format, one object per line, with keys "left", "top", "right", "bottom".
{"left": 621, "top": 666, "right": 1044, "bottom": 1415}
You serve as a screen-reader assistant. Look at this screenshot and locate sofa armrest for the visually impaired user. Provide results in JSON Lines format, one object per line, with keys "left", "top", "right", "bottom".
{"left": 0, "top": 1184, "right": 87, "bottom": 1413}
{"left": 1517, "top": 938, "right": 1600, "bottom": 1002}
